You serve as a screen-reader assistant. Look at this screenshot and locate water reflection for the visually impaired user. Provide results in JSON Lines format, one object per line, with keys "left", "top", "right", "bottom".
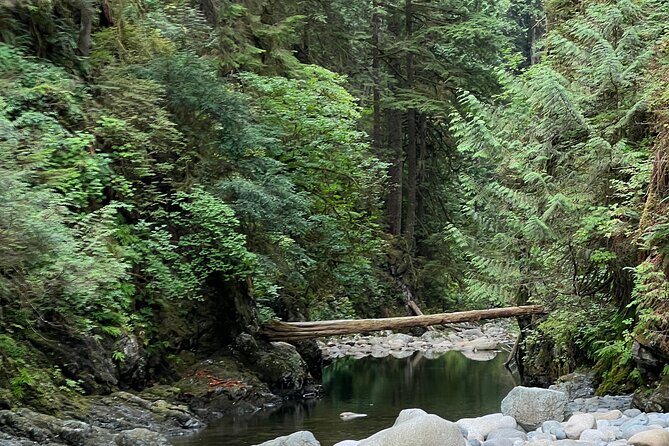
{"left": 173, "top": 350, "right": 518, "bottom": 446}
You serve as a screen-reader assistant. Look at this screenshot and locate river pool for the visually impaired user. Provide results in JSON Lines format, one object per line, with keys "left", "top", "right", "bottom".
{"left": 173, "top": 350, "right": 518, "bottom": 446}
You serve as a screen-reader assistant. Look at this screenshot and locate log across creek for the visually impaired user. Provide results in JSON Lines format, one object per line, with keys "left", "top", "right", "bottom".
{"left": 259, "top": 305, "right": 546, "bottom": 341}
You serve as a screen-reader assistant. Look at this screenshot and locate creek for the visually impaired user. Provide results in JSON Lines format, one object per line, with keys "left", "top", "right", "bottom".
{"left": 173, "top": 349, "right": 518, "bottom": 446}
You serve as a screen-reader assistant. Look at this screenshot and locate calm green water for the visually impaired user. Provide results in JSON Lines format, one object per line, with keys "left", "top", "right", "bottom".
{"left": 173, "top": 350, "right": 518, "bottom": 446}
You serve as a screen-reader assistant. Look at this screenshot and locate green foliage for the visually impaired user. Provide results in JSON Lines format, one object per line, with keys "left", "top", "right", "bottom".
{"left": 231, "top": 66, "right": 389, "bottom": 317}
{"left": 170, "top": 188, "right": 256, "bottom": 295}
{"left": 9, "top": 368, "right": 36, "bottom": 399}
{"left": 447, "top": 0, "right": 668, "bottom": 383}
{"left": 2, "top": 0, "right": 667, "bottom": 406}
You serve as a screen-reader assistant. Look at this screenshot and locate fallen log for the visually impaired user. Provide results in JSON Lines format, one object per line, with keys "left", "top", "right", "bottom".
{"left": 406, "top": 299, "right": 435, "bottom": 331}
{"left": 260, "top": 305, "right": 546, "bottom": 341}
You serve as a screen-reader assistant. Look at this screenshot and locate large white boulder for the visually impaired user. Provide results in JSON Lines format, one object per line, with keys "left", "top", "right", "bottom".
{"left": 255, "top": 431, "right": 320, "bottom": 446}
{"left": 500, "top": 386, "right": 568, "bottom": 431}
{"left": 358, "top": 413, "right": 466, "bottom": 446}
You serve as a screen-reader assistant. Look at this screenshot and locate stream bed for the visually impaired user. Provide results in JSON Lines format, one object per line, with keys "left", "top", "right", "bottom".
{"left": 173, "top": 350, "right": 518, "bottom": 446}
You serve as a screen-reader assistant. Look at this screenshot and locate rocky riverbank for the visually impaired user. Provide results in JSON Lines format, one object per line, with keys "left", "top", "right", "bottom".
{"left": 0, "top": 334, "right": 320, "bottom": 446}
{"left": 1, "top": 324, "right": 657, "bottom": 446}
{"left": 318, "top": 322, "right": 516, "bottom": 362}
{"left": 257, "top": 385, "right": 666, "bottom": 446}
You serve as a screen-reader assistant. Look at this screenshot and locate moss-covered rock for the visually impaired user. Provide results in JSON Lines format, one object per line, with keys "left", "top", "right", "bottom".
{"left": 174, "top": 354, "right": 281, "bottom": 419}
{"left": 233, "top": 334, "right": 309, "bottom": 396}
{"left": 633, "top": 374, "right": 669, "bottom": 412}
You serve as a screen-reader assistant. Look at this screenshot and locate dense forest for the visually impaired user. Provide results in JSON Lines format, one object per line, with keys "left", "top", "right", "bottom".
{"left": 2, "top": 0, "right": 669, "bottom": 415}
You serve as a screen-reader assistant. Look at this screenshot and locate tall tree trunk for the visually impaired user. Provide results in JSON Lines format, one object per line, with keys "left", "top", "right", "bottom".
{"left": 416, "top": 115, "right": 427, "bottom": 237}
{"left": 371, "top": 0, "right": 381, "bottom": 149}
{"left": 199, "top": 0, "right": 219, "bottom": 25}
{"left": 404, "top": 0, "right": 417, "bottom": 248}
{"left": 76, "top": 0, "right": 94, "bottom": 57}
{"left": 385, "top": 7, "right": 403, "bottom": 236}
{"left": 386, "top": 108, "right": 403, "bottom": 236}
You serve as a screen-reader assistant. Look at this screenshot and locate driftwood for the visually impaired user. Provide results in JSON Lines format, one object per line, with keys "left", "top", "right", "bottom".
{"left": 260, "top": 305, "right": 546, "bottom": 341}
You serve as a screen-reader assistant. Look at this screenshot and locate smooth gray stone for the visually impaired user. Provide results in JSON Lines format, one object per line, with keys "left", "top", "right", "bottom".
{"left": 358, "top": 414, "right": 466, "bottom": 446}
{"left": 487, "top": 428, "right": 527, "bottom": 441}
{"left": 255, "top": 431, "right": 320, "bottom": 446}
{"left": 501, "top": 387, "right": 568, "bottom": 430}
{"left": 542, "top": 420, "right": 567, "bottom": 440}
{"left": 624, "top": 409, "right": 642, "bottom": 418}
{"left": 622, "top": 424, "right": 659, "bottom": 440}
{"left": 481, "top": 439, "right": 513, "bottom": 446}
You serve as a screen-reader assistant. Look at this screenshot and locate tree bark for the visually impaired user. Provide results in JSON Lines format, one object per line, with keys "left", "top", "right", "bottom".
{"left": 199, "top": 0, "right": 220, "bottom": 25}
{"left": 371, "top": 0, "right": 381, "bottom": 149}
{"left": 416, "top": 114, "right": 427, "bottom": 234}
{"left": 260, "top": 305, "right": 547, "bottom": 340}
{"left": 76, "top": 0, "right": 94, "bottom": 57}
{"left": 385, "top": 8, "right": 403, "bottom": 236}
{"left": 404, "top": 0, "right": 417, "bottom": 248}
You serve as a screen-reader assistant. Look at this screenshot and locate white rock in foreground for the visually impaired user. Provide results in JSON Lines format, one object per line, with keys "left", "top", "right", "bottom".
{"left": 255, "top": 431, "right": 320, "bottom": 446}
{"left": 501, "top": 386, "right": 568, "bottom": 431}
{"left": 628, "top": 428, "right": 669, "bottom": 446}
{"left": 358, "top": 412, "right": 466, "bottom": 446}
{"left": 564, "top": 413, "right": 596, "bottom": 439}
{"left": 457, "top": 413, "right": 517, "bottom": 440}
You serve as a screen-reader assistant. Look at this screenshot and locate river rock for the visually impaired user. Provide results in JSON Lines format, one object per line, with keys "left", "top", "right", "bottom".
{"left": 525, "top": 440, "right": 598, "bottom": 446}
{"left": 501, "top": 387, "right": 568, "bottom": 430}
{"left": 549, "top": 372, "right": 595, "bottom": 401}
{"left": 628, "top": 428, "right": 669, "bottom": 446}
{"left": 634, "top": 377, "right": 669, "bottom": 412}
{"left": 481, "top": 439, "right": 514, "bottom": 446}
{"left": 621, "top": 413, "right": 649, "bottom": 434}
{"left": 389, "top": 350, "right": 414, "bottom": 359}
{"left": 333, "top": 441, "right": 360, "bottom": 446}
{"left": 593, "top": 410, "right": 623, "bottom": 421}
{"left": 564, "top": 413, "right": 596, "bottom": 439}
{"left": 486, "top": 428, "right": 527, "bottom": 442}
{"left": 393, "top": 408, "right": 428, "bottom": 425}
{"left": 542, "top": 420, "right": 567, "bottom": 440}
{"left": 461, "top": 328, "right": 484, "bottom": 339}
{"left": 115, "top": 428, "right": 170, "bottom": 446}
{"left": 623, "top": 425, "right": 661, "bottom": 440}
{"left": 255, "top": 430, "right": 320, "bottom": 446}
{"left": 234, "top": 334, "right": 309, "bottom": 396}
{"left": 387, "top": 333, "right": 414, "bottom": 349}
{"left": 569, "top": 395, "right": 633, "bottom": 414}
{"left": 578, "top": 428, "right": 609, "bottom": 443}
{"left": 359, "top": 413, "right": 466, "bottom": 446}
{"left": 0, "top": 408, "right": 118, "bottom": 445}
{"left": 461, "top": 350, "right": 498, "bottom": 362}
{"left": 468, "top": 338, "right": 498, "bottom": 351}
{"left": 457, "top": 413, "right": 517, "bottom": 440}
{"left": 421, "top": 331, "right": 447, "bottom": 342}
{"left": 647, "top": 414, "right": 669, "bottom": 428}
{"left": 527, "top": 432, "right": 554, "bottom": 441}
